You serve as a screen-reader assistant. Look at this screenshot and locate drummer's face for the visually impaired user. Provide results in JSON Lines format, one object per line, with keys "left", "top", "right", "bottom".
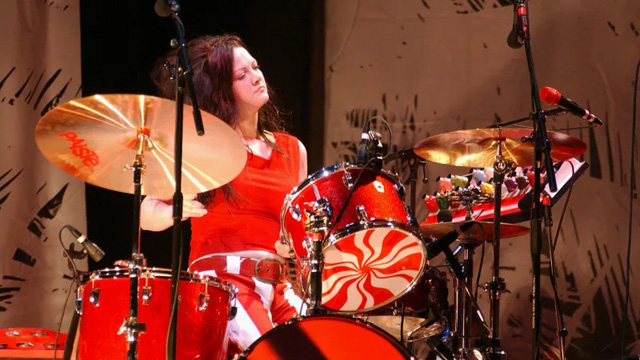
{"left": 232, "top": 47, "right": 269, "bottom": 114}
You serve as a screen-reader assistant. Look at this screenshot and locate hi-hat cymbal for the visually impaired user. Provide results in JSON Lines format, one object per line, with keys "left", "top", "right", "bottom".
{"left": 414, "top": 128, "right": 586, "bottom": 168}
{"left": 420, "top": 221, "right": 530, "bottom": 242}
{"left": 35, "top": 94, "right": 247, "bottom": 198}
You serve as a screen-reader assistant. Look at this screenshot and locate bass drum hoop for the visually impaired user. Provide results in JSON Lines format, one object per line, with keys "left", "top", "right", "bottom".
{"left": 319, "top": 220, "right": 427, "bottom": 313}
{"left": 238, "top": 314, "right": 413, "bottom": 359}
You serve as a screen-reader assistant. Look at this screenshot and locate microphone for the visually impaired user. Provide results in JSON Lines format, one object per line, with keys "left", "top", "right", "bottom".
{"left": 355, "top": 120, "right": 371, "bottom": 165}
{"left": 154, "top": 0, "right": 170, "bottom": 17}
{"left": 539, "top": 86, "right": 604, "bottom": 127}
{"left": 506, "top": 0, "right": 527, "bottom": 49}
{"left": 426, "top": 221, "right": 475, "bottom": 260}
{"left": 66, "top": 225, "right": 105, "bottom": 262}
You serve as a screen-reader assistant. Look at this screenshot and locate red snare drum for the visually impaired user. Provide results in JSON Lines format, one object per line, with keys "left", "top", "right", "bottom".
{"left": 281, "top": 163, "right": 426, "bottom": 313}
{"left": 361, "top": 267, "right": 449, "bottom": 343}
{"left": 239, "top": 315, "right": 412, "bottom": 360}
{"left": 76, "top": 267, "right": 235, "bottom": 360}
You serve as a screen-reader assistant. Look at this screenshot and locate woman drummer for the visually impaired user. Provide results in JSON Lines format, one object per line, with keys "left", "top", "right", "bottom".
{"left": 140, "top": 34, "right": 307, "bottom": 352}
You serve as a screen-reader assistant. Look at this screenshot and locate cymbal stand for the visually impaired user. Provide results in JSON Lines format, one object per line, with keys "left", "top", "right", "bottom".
{"left": 452, "top": 241, "right": 475, "bottom": 358}
{"left": 449, "top": 205, "right": 490, "bottom": 359}
{"left": 483, "top": 138, "right": 510, "bottom": 360}
{"left": 303, "top": 186, "right": 332, "bottom": 315}
{"left": 120, "top": 136, "right": 148, "bottom": 360}
{"left": 161, "top": 2, "right": 205, "bottom": 358}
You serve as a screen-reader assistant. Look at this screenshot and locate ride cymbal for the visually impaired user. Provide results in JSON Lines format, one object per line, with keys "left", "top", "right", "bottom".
{"left": 420, "top": 221, "right": 530, "bottom": 242}
{"left": 35, "top": 94, "right": 247, "bottom": 198}
{"left": 414, "top": 128, "right": 586, "bottom": 168}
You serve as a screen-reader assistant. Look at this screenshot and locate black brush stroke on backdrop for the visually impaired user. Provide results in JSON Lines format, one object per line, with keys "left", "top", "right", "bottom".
{"left": 0, "top": 67, "right": 16, "bottom": 91}
{"left": 0, "top": 169, "right": 22, "bottom": 210}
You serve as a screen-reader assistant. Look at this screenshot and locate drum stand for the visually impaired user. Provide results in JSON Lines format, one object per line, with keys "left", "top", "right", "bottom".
{"left": 447, "top": 239, "right": 490, "bottom": 359}
{"left": 483, "top": 140, "right": 510, "bottom": 360}
{"left": 303, "top": 188, "right": 333, "bottom": 315}
{"left": 119, "top": 140, "right": 149, "bottom": 360}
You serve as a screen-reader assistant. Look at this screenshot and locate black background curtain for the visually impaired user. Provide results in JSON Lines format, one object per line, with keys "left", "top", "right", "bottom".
{"left": 80, "top": 0, "right": 324, "bottom": 270}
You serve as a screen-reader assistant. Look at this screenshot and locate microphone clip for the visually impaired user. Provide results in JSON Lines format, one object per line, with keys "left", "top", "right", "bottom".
{"left": 368, "top": 131, "right": 384, "bottom": 170}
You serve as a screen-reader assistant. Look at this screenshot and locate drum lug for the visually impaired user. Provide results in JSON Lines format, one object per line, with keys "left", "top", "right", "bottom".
{"left": 89, "top": 288, "right": 100, "bottom": 306}
{"left": 394, "top": 182, "right": 406, "bottom": 199}
{"left": 289, "top": 203, "right": 302, "bottom": 221}
{"left": 300, "top": 256, "right": 310, "bottom": 266}
{"left": 141, "top": 286, "right": 152, "bottom": 306}
{"left": 356, "top": 205, "right": 369, "bottom": 224}
{"left": 342, "top": 170, "right": 354, "bottom": 189}
{"left": 302, "top": 237, "right": 313, "bottom": 255}
{"left": 198, "top": 292, "right": 210, "bottom": 311}
{"left": 75, "top": 287, "right": 83, "bottom": 315}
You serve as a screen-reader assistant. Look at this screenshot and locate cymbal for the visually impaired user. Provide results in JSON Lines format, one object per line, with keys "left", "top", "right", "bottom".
{"left": 35, "top": 94, "right": 247, "bottom": 198}
{"left": 414, "top": 128, "right": 586, "bottom": 168}
{"left": 420, "top": 221, "right": 530, "bottom": 242}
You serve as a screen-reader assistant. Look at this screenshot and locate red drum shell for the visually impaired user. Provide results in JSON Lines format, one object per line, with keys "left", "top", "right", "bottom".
{"left": 240, "top": 315, "right": 412, "bottom": 360}
{"left": 281, "top": 163, "right": 426, "bottom": 313}
{"left": 76, "top": 267, "right": 234, "bottom": 360}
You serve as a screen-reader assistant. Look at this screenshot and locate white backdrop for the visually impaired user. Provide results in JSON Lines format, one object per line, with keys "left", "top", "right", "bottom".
{"left": 0, "top": 0, "right": 85, "bottom": 333}
{"left": 325, "top": 0, "right": 640, "bottom": 358}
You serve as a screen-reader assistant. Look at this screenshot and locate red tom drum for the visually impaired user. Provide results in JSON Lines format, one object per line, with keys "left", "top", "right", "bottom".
{"left": 76, "top": 266, "right": 235, "bottom": 360}
{"left": 281, "top": 163, "right": 427, "bottom": 313}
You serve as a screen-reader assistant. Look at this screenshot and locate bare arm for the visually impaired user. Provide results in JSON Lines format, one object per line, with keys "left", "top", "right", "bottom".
{"left": 140, "top": 194, "right": 207, "bottom": 232}
{"left": 298, "top": 139, "right": 308, "bottom": 182}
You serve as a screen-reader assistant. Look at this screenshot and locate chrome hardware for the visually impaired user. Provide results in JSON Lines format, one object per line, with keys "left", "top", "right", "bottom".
{"left": 89, "top": 288, "right": 100, "bottom": 306}
{"left": 302, "top": 237, "right": 313, "bottom": 254}
{"left": 355, "top": 205, "right": 369, "bottom": 223}
{"left": 141, "top": 286, "right": 152, "bottom": 305}
{"left": 300, "top": 256, "right": 310, "bottom": 266}
{"left": 118, "top": 317, "right": 146, "bottom": 342}
{"left": 342, "top": 170, "right": 354, "bottom": 189}
{"left": 289, "top": 204, "right": 302, "bottom": 221}
{"left": 303, "top": 197, "right": 333, "bottom": 233}
{"left": 75, "top": 287, "right": 83, "bottom": 315}
{"left": 394, "top": 182, "right": 406, "bottom": 198}
{"left": 312, "top": 184, "right": 322, "bottom": 200}
{"left": 198, "top": 292, "right": 210, "bottom": 311}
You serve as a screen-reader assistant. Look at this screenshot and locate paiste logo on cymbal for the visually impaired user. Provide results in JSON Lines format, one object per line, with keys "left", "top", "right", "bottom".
{"left": 58, "top": 131, "right": 100, "bottom": 167}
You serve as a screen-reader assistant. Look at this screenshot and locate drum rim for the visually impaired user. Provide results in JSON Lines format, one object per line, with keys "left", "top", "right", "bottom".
{"left": 326, "top": 219, "right": 423, "bottom": 249}
{"left": 238, "top": 314, "right": 413, "bottom": 359}
{"left": 320, "top": 221, "right": 427, "bottom": 313}
{"left": 279, "top": 162, "right": 404, "bottom": 247}
{"left": 80, "top": 266, "right": 236, "bottom": 296}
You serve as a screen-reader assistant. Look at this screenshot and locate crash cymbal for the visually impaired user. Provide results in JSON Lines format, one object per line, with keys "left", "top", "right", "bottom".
{"left": 420, "top": 221, "right": 530, "bottom": 242}
{"left": 35, "top": 94, "right": 247, "bottom": 198}
{"left": 414, "top": 128, "right": 586, "bottom": 168}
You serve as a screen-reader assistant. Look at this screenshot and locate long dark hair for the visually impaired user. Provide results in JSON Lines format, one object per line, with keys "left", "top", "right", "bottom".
{"left": 152, "top": 35, "right": 288, "bottom": 206}
{"left": 151, "top": 34, "right": 286, "bottom": 146}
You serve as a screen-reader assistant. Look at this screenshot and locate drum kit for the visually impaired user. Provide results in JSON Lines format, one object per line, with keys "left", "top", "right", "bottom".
{"left": 34, "top": 93, "right": 587, "bottom": 359}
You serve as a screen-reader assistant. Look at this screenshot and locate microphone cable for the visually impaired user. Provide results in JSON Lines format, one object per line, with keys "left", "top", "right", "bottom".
{"left": 620, "top": 59, "right": 640, "bottom": 360}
